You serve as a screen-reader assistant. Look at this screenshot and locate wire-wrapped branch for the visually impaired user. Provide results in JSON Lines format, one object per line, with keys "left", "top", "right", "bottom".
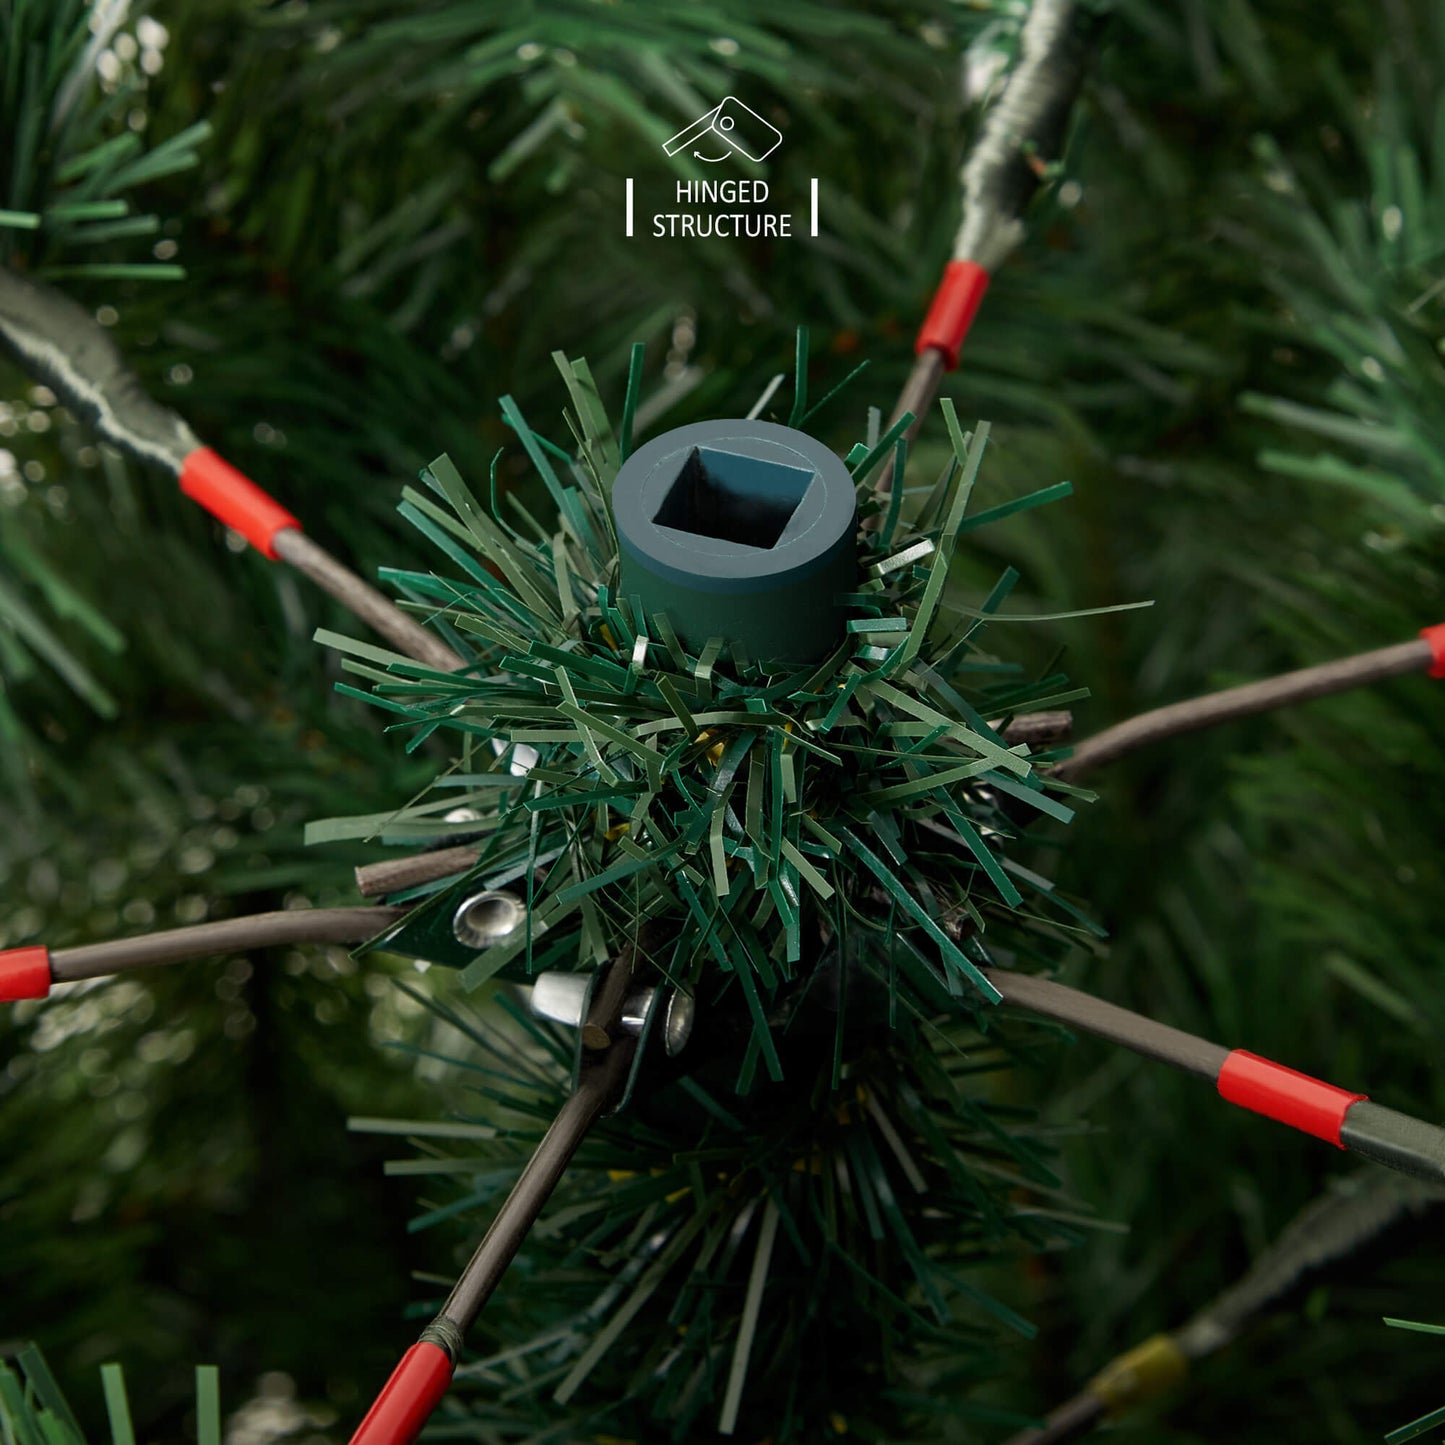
{"left": 873, "top": 0, "right": 1103, "bottom": 514}
{"left": 952, "top": 0, "right": 1097, "bottom": 273}
{"left": 0, "top": 264, "right": 198, "bottom": 472}
{"left": 349, "top": 952, "right": 637, "bottom": 1445}
{"left": 0, "top": 266, "right": 461, "bottom": 671}
{"left": 988, "top": 968, "right": 1445, "bottom": 1184}
{"left": 1003, "top": 1172, "right": 1444, "bottom": 1444}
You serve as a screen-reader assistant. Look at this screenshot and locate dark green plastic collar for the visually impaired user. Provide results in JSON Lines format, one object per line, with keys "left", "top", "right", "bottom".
{"left": 613, "top": 419, "right": 857, "bottom": 664}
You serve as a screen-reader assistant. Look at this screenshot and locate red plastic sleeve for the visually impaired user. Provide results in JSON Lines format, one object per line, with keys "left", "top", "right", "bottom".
{"left": 1217, "top": 1049, "right": 1367, "bottom": 1147}
{"left": 915, "top": 260, "right": 991, "bottom": 371}
{"left": 349, "top": 1342, "right": 454, "bottom": 1445}
{"left": 1421, "top": 623, "right": 1445, "bottom": 679}
{"left": 179, "top": 447, "right": 300, "bottom": 559}
{"left": 0, "top": 946, "right": 52, "bottom": 1002}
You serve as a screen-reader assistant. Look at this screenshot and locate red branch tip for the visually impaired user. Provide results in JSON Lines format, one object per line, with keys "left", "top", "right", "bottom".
{"left": 179, "top": 447, "right": 301, "bottom": 559}
{"left": 0, "top": 946, "right": 52, "bottom": 1002}
{"left": 915, "top": 260, "right": 991, "bottom": 371}
{"left": 1421, "top": 622, "right": 1445, "bottom": 679}
{"left": 349, "top": 1342, "right": 454, "bottom": 1445}
{"left": 1217, "top": 1050, "right": 1367, "bottom": 1147}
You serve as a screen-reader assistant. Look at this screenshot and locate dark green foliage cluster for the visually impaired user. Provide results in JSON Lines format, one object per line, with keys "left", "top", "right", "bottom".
{"left": 319, "top": 356, "right": 1112, "bottom": 1435}
{"left": 363, "top": 980, "right": 1081, "bottom": 1442}
{"left": 0, "top": 0, "right": 208, "bottom": 283}
{"left": 1004, "top": 4, "right": 1445, "bottom": 1440}
{"left": 324, "top": 357, "right": 1098, "bottom": 1053}
{"left": 0, "top": 1347, "right": 224, "bottom": 1445}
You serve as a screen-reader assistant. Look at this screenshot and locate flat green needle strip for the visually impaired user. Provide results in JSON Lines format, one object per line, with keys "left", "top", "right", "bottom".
{"left": 409, "top": 475, "right": 559, "bottom": 628}
{"left": 788, "top": 327, "right": 809, "bottom": 426}
{"left": 556, "top": 839, "right": 682, "bottom": 903}
{"left": 881, "top": 436, "right": 907, "bottom": 542}
{"left": 312, "top": 628, "right": 417, "bottom": 671}
{"left": 16, "top": 1349, "right": 81, "bottom": 1443}
{"left": 840, "top": 827, "right": 1001, "bottom": 1003}
{"left": 984, "top": 771, "right": 1075, "bottom": 824}
{"left": 619, "top": 342, "right": 646, "bottom": 460}
{"left": 553, "top": 351, "right": 620, "bottom": 476}
{"left": 1384, "top": 1319, "right": 1445, "bottom": 1336}
{"left": 779, "top": 836, "right": 833, "bottom": 899}
{"left": 955, "top": 480, "right": 1074, "bottom": 533}
{"left": 719, "top": 1198, "right": 781, "bottom": 1434}
{"left": 554, "top": 1212, "right": 710, "bottom": 1404}
{"left": 498, "top": 395, "right": 571, "bottom": 515}
{"left": 934, "top": 794, "right": 1024, "bottom": 906}
{"left": 730, "top": 951, "right": 784, "bottom": 1079}
{"left": 858, "top": 757, "right": 998, "bottom": 805}
{"left": 899, "top": 416, "right": 990, "bottom": 668}
{"left": 100, "top": 1365, "right": 135, "bottom": 1445}
{"left": 800, "top": 359, "right": 869, "bottom": 425}
{"left": 195, "top": 1367, "right": 221, "bottom": 1445}
{"left": 1387, "top": 1405, "right": 1445, "bottom": 1445}
{"left": 710, "top": 798, "right": 731, "bottom": 896}
{"left": 869, "top": 678, "right": 1027, "bottom": 775}
{"left": 556, "top": 702, "right": 659, "bottom": 788}
{"left": 850, "top": 410, "right": 914, "bottom": 485}
{"left": 0, "top": 1364, "right": 39, "bottom": 1445}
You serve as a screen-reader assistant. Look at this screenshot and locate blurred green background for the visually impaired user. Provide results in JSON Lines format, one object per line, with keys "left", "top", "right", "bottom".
{"left": 2, "top": 0, "right": 1444, "bottom": 1440}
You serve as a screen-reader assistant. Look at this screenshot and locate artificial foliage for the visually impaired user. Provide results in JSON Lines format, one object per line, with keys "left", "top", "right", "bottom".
{"left": 4, "top": 0, "right": 1445, "bottom": 1442}
{"left": 314, "top": 351, "right": 1111, "bottom": 1436}
{"left": 320, "top": 351, "right": 1101, "bottom": 1025}
{"left": 0, "top": 1348, "right": 227, "bottom": 1445}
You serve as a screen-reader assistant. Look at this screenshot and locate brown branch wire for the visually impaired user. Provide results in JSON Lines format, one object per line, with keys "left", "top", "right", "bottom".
{"left": 354, "top": 846, "right": 482, "bottom": 899}
{"left": 986, "top": 970, "right": 1227, "bottom": 1077}
{"left": 1053, "top": 635, "right": 1433, "bottom": 782}
{"left": 429, "top": 950, "right": 636, "bottom": 1339}
{"left": 865, "top": 347, "right": 949, "bottom": 525}
{"left": 49, "top": 907, "right": 405, "bottom": 983}
{"left": 46, "top": 903, "right": 1223, "bottom": 1090}
{"left": 273, "top": 528, "right": 465, "bottom": 674}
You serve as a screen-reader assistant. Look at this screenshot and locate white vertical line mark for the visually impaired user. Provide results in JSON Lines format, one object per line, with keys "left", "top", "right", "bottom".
{"left": 718, "top": 1199, "right": 779, "bottom": 1435}
{"left": 625, "top": 177, "right": 634, "bottom": 237}
{"left": 810, "top": 177, "right": 818, "bottom": 237}
{"left": 746, "top": 372, "right": 785, "bottom": 419}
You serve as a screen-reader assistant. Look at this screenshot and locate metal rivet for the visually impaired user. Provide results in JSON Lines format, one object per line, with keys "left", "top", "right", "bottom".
{"left": 620, "top": 986, "right": 655, "bottom": 1037}
{"left": 451, "top": 890, "right": 524, "bottom": 948}
{"left": 663, "top": 990, "right": 696, "bottom": 1056}
{"left": 525, "top": 970, "right": 696, "bottom": 1057}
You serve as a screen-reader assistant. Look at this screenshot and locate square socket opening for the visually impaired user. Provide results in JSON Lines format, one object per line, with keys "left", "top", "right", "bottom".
{"left": 652, "top": 446, "right": 812, "bottom": 550}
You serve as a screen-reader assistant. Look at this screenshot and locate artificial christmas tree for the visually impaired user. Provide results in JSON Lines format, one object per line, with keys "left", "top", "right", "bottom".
{"left": 3, "top": 2, "right": 1445, "bottom": 1442}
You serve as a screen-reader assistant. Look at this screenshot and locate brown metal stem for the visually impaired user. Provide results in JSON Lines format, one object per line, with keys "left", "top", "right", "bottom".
{"left": 987, "top": 969, "right": 1229, "bottom": 1080}
{"left": 355, "top": 846, "right": 482, "bottom": 898}
{"left": 429, "top": 953, "right": 636, "bottom": 1334}
{"left": 1001, "top": 1391, "right": 1107, "bottom": 1445}
{"left": 998, "top": 709, "right": 1074, "bottom": 747}
{"left": 273, "top": 527, "right": 464, "bottom": 674}
{"left": 50, "top": 907, "right": 404, "bottom": 981}
{"left": 1054, "top": 637, "right": 1433, "bottom": 782}
{"left": 581, "top": 948, "right": 636, "bottom": 1050}
{"left": 866, "top": 347, "right": 948, "bottom": 529}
